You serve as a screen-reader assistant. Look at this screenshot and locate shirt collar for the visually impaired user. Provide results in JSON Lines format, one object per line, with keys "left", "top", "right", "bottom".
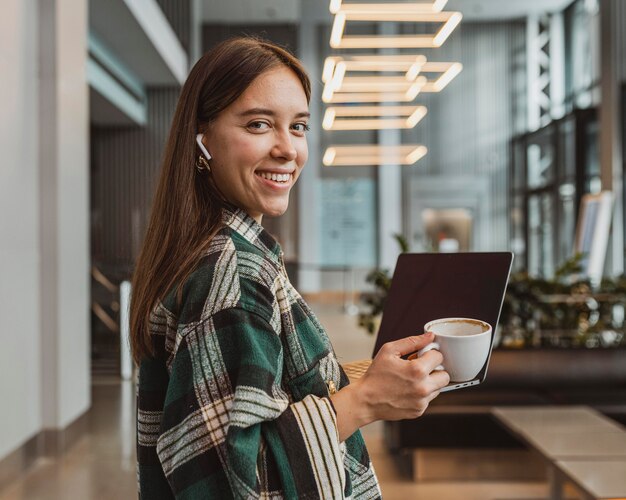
{"left": 221, "top": 203, "right": 283, "bottom": 263}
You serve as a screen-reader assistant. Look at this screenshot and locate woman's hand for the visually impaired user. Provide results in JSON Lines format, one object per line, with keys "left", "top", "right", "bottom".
{"left": 330, "top": 333, "right": 450, "bottom": 441}
{"left": 356, "top": 332, "right": 450, "bottom": 421}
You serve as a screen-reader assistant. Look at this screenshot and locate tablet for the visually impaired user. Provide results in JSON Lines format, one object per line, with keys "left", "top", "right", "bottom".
{"left": 372, "top": 252, "right": 514, "bottom": 392}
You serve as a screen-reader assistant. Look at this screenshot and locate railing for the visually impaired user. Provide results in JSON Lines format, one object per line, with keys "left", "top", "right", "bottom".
{"left": 91, "top": 266, "right": 119, "bottom": 332}
{"left": 91, "top": 265, "right": 133, "bottom": 379}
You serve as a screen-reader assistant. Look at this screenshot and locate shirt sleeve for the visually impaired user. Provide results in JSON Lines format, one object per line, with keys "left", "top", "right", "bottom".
{"left": 155, "top": 307, "right": 347, "bottom": 499}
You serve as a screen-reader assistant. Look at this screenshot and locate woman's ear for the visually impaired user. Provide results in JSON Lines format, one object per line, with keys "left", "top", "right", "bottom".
{"left": 196, "top": 134, "right": 212, "bottom": 160}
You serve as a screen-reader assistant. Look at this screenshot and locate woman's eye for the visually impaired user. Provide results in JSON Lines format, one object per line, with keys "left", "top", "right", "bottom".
{"left": 292, "top": 123, "right": 310, "bottom": 133}
{"left": 248, "top": 121, "right": 270, "bottom": 131}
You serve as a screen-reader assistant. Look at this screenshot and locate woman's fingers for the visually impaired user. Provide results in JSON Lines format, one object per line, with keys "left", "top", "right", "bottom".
{"left": 429, "top": 368, "right": 451, "bottom": 390}
{"left": 411, "top": 349, "right": 444, "bottom": 374}
{"left": 378, "top": 333, "right": 434, "bottom": 359}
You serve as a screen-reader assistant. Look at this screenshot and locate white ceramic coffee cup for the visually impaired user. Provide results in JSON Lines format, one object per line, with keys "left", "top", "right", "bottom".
{"left": 418, "top": 317, "right": 492, "bottom": 382}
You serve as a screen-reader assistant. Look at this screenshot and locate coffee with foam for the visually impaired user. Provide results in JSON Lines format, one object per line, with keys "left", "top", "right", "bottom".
{"left": 419, "top": 317, "right": 492, "bottom": 382}
{"left": 427, "top": 319, "right": 489, "bottom": 336}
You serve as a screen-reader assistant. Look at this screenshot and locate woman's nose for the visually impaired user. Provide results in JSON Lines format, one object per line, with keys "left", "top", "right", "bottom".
{"left": 271, "top": 131, "right": 297, "bottom": 161}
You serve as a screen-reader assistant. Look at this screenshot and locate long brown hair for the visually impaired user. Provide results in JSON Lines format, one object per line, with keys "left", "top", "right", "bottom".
{"left": 130, "top": 37, "right": 311, "bottom": 363}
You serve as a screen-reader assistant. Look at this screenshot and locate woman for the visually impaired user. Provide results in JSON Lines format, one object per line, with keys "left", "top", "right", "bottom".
{"left": 132, "top": 37, "right": 449, "bottom": 499}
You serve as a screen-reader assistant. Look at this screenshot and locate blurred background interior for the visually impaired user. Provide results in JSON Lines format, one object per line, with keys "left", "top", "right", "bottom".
{"left": 2, "top": 0, "right": 626, "bottom": 498}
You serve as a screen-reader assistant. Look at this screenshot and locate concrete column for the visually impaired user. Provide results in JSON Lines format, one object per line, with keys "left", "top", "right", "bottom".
{"left": 377, "top": 22, "right": 403, "bottom": 272}
{"left": 39, "top": 0, "right": 91, "bottom": 430}
{"left": 599, "top": 0, "right": 624, "bottom": 276}
{"left": 377, "top": 144, "right": 403, "bottom": 270}
{"left": 297, "top": 0, "right": 322, "bottom": 292}
{"left": 189, "top": 0, "right": 203, "bottom": 64}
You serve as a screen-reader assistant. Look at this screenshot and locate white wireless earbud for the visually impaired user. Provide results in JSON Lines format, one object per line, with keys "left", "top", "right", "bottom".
{"left": 196, "top": 134, "right": 212, "bottom": 160}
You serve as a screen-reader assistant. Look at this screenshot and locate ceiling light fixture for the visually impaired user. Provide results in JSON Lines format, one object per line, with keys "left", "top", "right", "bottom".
{"left": 322, "top": 55, "right": 427, "bottom": 80}
{"left": 330, "top": 10, "right": 462, "bottom": 49}
{"left": 420, "top": 62, "right": 464, "bottom": 92}
{"left": 321, "top": 57, "right": 463, "bottom": 100}
{"left": 323, "top": 77, "right": 426, "bottom": 103}
{"left": 329, "top": 0, "right": 448, "bottom": 15}
{"left": 322, "top": 56, "right": 429, "bottom": 103}
{"left": 323, "top": 105, "right": 428, "bottom": 130}
{"left": 323, "top": 145, "right": 428, "bottom": 166}
{"left": 338, "top": 76, "right": 421, "bottom": 91}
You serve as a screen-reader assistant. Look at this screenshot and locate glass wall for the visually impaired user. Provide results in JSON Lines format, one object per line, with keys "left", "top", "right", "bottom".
{"left": 510, "top": 109, "right": 598, "bottom": 277}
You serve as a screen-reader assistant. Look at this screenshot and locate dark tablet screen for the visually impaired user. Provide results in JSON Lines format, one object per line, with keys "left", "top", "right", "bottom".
{"left": 372, "top": 253, "right": 514, "bottom": 366}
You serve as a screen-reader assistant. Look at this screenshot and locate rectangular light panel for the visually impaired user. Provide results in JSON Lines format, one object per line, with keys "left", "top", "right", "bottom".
{"left": 329, "top": 0, "right": 449, "bottom": 15}
{"left": 323, "top": 145, "right": 428, "bottom": 166}
{"left": 323, "top": 105, "right": 427, "bottom": 130}
{"left": 330, "top": 10, "right": 462, "bottom": 49}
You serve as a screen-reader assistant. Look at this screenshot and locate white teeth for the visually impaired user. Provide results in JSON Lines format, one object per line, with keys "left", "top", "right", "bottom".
{"left": 257, "top": 172, "right": 291, "bottom": 183}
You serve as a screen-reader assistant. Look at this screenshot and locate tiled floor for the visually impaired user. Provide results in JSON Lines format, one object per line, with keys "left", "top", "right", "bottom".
{"left": 1, "top": 302, "right": 553, "bottom": 499}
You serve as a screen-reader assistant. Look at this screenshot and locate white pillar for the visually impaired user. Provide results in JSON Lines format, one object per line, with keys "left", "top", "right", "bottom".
{"left": 378, "top": 22, "right": 403, "bottom": 272}
{"left": 189, "top": 0, "right": 203, "bottom": 64}
{"left": 297, "top": 0, "right": 322, "bottom": 292}
{"left": 377, "top": 148, "right": 403, "bottom": 271}
{"left": 39, "top": 0, "right": 91, "bottom": 430}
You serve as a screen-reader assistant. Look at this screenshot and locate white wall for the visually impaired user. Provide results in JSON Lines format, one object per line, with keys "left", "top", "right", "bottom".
{"left": 0, "top": 0, "right": 42, "bottom": 458}
{"left": 0, "top": 0, "right": 90, "bottom": 461}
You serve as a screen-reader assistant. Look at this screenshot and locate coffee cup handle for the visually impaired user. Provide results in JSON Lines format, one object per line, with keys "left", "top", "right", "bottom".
{"left": 417, "top": 342, "right": 444, "bottom": 371}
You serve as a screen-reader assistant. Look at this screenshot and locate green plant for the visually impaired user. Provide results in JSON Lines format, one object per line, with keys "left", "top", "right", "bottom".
{"left": 500, "top": 253, "right": 589, "bottom": 347}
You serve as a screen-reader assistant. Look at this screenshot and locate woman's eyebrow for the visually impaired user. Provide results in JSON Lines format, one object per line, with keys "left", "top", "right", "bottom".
{"left": 238, "top": 108, "right": 310, "bottom": 119}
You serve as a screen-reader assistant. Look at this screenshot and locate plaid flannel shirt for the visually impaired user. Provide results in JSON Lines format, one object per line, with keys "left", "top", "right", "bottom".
{"left": 137, "top": 204, "right": 382, "bottom": 499}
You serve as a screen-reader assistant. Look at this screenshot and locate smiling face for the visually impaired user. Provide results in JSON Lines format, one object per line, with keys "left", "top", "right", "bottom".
{"left": 201, "top": 66, "right": 310, "bottom": 223}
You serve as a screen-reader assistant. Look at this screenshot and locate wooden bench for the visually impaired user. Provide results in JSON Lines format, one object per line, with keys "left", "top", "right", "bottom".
{"left": 492, "top": 406, "right": 626, "bottom": 499}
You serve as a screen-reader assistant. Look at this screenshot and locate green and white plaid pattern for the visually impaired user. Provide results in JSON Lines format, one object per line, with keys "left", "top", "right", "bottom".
{"left": 137, "top": 204, "right": 381, "bottom": 499}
